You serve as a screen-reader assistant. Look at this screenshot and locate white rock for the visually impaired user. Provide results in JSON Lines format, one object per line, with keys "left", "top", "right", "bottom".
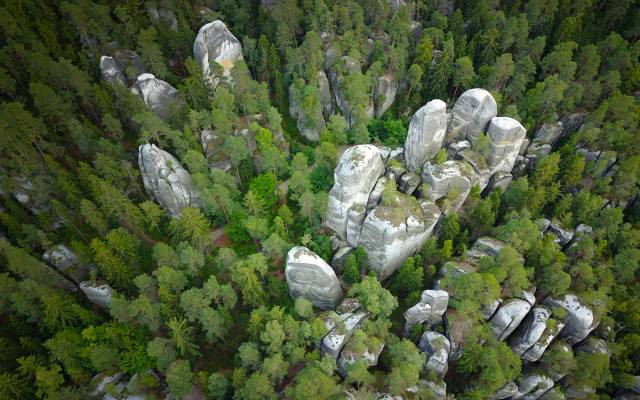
{"left": 359, "top": 199, "right": 440, "bottom": 280}
{"left": 521, "top": 319, "right": 564, "bottom": 362}
{"left": 346, "top": 205, "right": 367, "bottom": 247}
{"left": 326, "top": 145, "right": 385, "bottom": 239}
{"left": 509, "top": 306, "right": 551, "bottom": 356}
{"left": 374, "top": 74, "right": 398, "bottom": 118}
{"left": 534, "top": 121, "right": 564, "bottom": 146}
{"left": 80, "top": 281, "right": 113, "bottom": 308}
{"left": 100, "top": 56, "right": 125, "bottom": 86}
{"left": 484, "top": 171, "right": 513, "bottom": 194}
{"left": 43, "top": 244, "right": 79, "bottom": 271}
{"left": 321, "top": 312, "right": 368, "bottom": 357}
{"left": 485, "top": 116, "right": 527, "bottom": 175}
{"left": 421, "top": 160, "right": 474, "bottom": 213}
{"left": 398, "top": 172, "right": 421, "bottom": 195}
{"left": 548, "top": 222, "right": 574, "bottom": 246}
{"left": 285, "top": 246, "right": 344, "bottom": 310}
{"left": 543, "top": 294, "right": 598, "bottom": 345}
{"left": 445, "top": 88, "right": 497, "bottom": 145}
{"left": 130, "top": 74, "right": 181, "bottom": 120}
{"left": 193, "top": 20, "right": 243, "bottom": 80}
{"left": 421, "top": 290, "right": 449, "bottom": 318}
{"left": 138, "top": 144, "right": 198, "bottom": 216}
{"left": 490, "top": 298, "right": 532, "bottom": 341}
{"left": 419, "top": 331, "right": 450, "bottom": 377}
{"left": 404, "top": 99, "right": 448, "bottom": 172}
{"left": 318, "top": 71, "right": 333, "bottom": 120}
{"left": 403, "top": 302, "right": 432, "bottom": 336}
{"left": 367, "top": 176, "right": 388, "bottom": 210}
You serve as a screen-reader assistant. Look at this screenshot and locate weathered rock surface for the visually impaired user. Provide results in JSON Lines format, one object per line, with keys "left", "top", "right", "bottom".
{"left": 326, "top": 145, "right": 385, "bottom": 239}
{"left": 130, "top": 74, "right": 181, "bottom": 120}
{"left": 490, "top": 298, "right": 532, "bottom": 341}
{"left": 367, "top": 176, "right": 388, "bottom": 210}
{"left": 399, "top": 172, "right": 421, "bottom": 195}
{"left": 491, "top": 381, "right": 519, "bottom": 399}
{"left": 539, "top": 387, "right": 565, "bottom": 400}
{"left": 100, "top": 56, "right": 125, "bottom": 86}
{"left": 331, "top": 57, "right": 374, "bottom": 127}
{"left": 509, "top": 306, "right": 551, "bottom": 356}
{"left": 445, "top": 88, "right": 497, "bottom": 145}
{"left": 403, "top": 289, "right": 448, "bottom": 334}
{"left": 522, "top": 319, "right": 564, "bottom": 362}
{"left": 547, "top": 222, "right": 574, "bottom": 246}
{"left": 525, "top": 140, "right": 552, "bottom": 165}
{"left": 419, "top": 331, "right": 450, "bottom": 377}
{"left": 404, "top": 303, "right": 432, "bottom": 336}
{"left": 404, "top": 99, "right": 448, "bottom": 172}
{"left": 43, "top": 244, "right": 79, "bottom": 271}
{"left": 534, "top": 121, "right": 564, "bottom": 146}
{"left": 561, "top": 113, "right": 585, "bottom": 133}
{"left": 80, "top": 281, "right": 113, "bottom": 308}
{"left": 321, "top": 312, "right": 368, "bottom": 357}
{"left": 337, "top": 298, "right": 361, "bottom": 314}
{"left": 484, "top": 171, "right": 513, "bottom": 194}
{"left": 146, "top": 6, "right": 178, "bottom": 31}
{"left": 466, "top": 236, "right": 505, "bottom": 260}
{"left": 359, "top": 198, "right": 440, "bottom": 280}
{"left": 193, "top": 20, "right": 243, "bottom": 80}
{"left": 543, "top": 294, "right": 598, "bottom": 345}
{"left": 422, "top": 290, "right": 449, "bottom": 318}
{"left": 289, "top": 82, "right": 325, "bottom": 142}
{"left": 285, "top": 246, "right": 344, "bottom": 310}
{"left": 318, "top": 71, "right": 333, "bottom": 119}
{"left": 374, "top": 74, "right": 398, "bottom": 118}
{"left": 485, "top": 117, "right": 527, "bottom": 175}
{"left": 138, "top": 144, "right": 198, "bottom": 216}
{"left": 337, "top": 334, "right": 384, "bottom": 377}
{"left": 512, "top": 372, "right": 554, "bottom": 400}
{"left": 421, "top": 160, "right": 474, "bottom": 213}
{"left": 331, "top": 247, "right": 354, "bottom": 272}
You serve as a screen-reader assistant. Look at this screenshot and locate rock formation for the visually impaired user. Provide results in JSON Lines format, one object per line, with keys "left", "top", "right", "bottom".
{"left": 100, "top": 56, "right": 126, "bottom": 86}
{"left": 43, "top": 244, "right": 90, "bottom": 284}
{"left": 490, "top": 298, "right": 533, "bottom": 341}
{"left": 130, "top": 74, "right": 181, "bottom": 120}
{"left": 330, "top": 56, "right": 374, "bottom": 128}
{"left": 512, "top": 372, "right": 555, "bottom": 399}
{"left": 419, "top": 331, "right": 450, "bottom": 377}
{"left": 509, "top": 306, "right": 552, "bottom": 356}
{"left": 404, "top": 99, "right": 448, "bottom": 171}
{"left": 374, "top": 74, "right": 398, "bottom": 118}
{"left": 445, "top": 88, "right": 497, "bottom": 145}
{"left": 80, "top": 281, "right": 113, "bottom": 308}
{"left": 321, "top": 312, "right": 368, "bottom": 357}
{"left": 138, "top": 144, "right": 199, "bottom": 216}
{"left": 421, "top": 160, "right": 474, "bottom": 213}
{"left": 289, "top": 82, "right": 325, "bottom": 142}
{"left": 285, "top": 246, "right": 344, "bottom": 310}
{"left": 543, "top": 294, "right": 598, "bottom": 345}
{"left": 337, "top": 332, "right": 384, "bottom": 377}
{"left": 193, "top": 20, "right": 243, "bottom": 81}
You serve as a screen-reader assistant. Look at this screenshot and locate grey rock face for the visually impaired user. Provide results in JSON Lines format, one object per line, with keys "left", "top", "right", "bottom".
{"left": 421, "top": 160, "right": 474, "bottom": 213}
{"left": 399, "top": 172, "right": 421, "bottom": 195}
{"left": 575, "top": 337, "right": 610, "bottom": 357}
{"left": 113, "top": 49, "right": 145, "bottom": 83}
{"left": 404, "top": 302, "right": 432, "bottom": 336}
{"left": 337, "top": 298, "right": 361, "bottom": 314}
{"left": 539, "top": 387, "right": 565, "bottom": 400}
{"left": 422, "top": 290, "right": 449, "bottom": 318}
{"left": 482, "top": 298, "right": 502, "bottom": 320}
{"left": 448, "top": 140, "right": 472, "bottom": 158}
{"left": 331, "top": 57, "right": 374, "bottom": 128}
{"left": 337, "top": 334, "right": 384, "bottom": 377}
{"left": 367, "top": 176, "right": 388, "bottom": 210}
{"left": 321, "top": 312, "right": 368, "bottom": 357}
{"left": 519, "top": 137, "right": 530, "bottom": 155}
{"left": 509, "top": 306, "right": 551, "bottom": 356}
{"left": 289, "top": 82, "right": 325, "bottom": 142}
{"left": 446, "top": 88, "right": 497, "bottom": 145}
{"left": 285, "top": 246, "right": 344, "bottom": 310}
{"left": 419, "top": 331, "right": 450, "bottom": 377}
{"left": 146, "top": 6, "right": 178, "bottom": 31}
{"left": 548, "top": 222, "right": 574, "bottom": 246}
{"left": 466, "top": 236, "right": 506, "bottom": 260}
{"left": 131, "top": 74, "right": 181, "bottom": 120}
{"left": 561, "top": 113, "right": 585, "bottom": 133}
{"left": 100, "top": 56, "right": 125, "bottom": 86}
{"left": 484, "top": 171, "right": 513, "bottom": 194}
{"left": 331, "top": 247, "right": 354, "bottom": 272}
{"left": 490, "top": 299, "right": 532, "bottom": 341}
{"left": 374, "top": 74, "right": 398, "bottom": 118}
{"left": 318, "top": 71, "right": 333, "bottom": 120}
{"left": 326, "top": 145, "right": 385, "bottom": 239}
{"left": 138, "top": 144, "right": 198, "bottom": 216}
{"left": 404, "top": 99, "right": 448, "bottom": 172}
{"left": 485, "top": 117, "right": 527, "bottom": 175}
{"left": 80, "top": 281, "right": 113, "bottom": 308}
{"left": 525, "top": 140, "right": 552, "bottom": 165}
{"left": 512, "top": 373, "right": 554, "bottom": 400}
{"left": 193, "top": 20, "right": 243, "bottom": 80}
{"left": 346, "top": 205, "right": 367, "bottom": 247}
{"left": 43, "top": 244, "right": 79, "bottom": 271}
{"left": 535, "top": 121, "right": 564, "bottom": 146}
{"left": 491, "top": 382, "right": 518, "bottom": 399}
{"left": 543, "top": 294, "right": 598, "bottom": 345}
{"left": 359, "top": 199, "right": 440, "bottom": 280}
{"left": 521, "top": 319, "right": 564, "bottom": 362}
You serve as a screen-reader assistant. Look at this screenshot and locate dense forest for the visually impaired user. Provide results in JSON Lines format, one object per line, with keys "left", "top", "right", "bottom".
{"left": 0, "top": 0, "right": 639, "bottom": 399}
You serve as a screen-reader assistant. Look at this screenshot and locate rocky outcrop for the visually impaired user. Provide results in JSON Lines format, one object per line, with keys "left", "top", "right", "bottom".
{"left": 318, "top": 71, "right": 333, "bottom": 119}
{"left": 419, "top": 331, "right": 450, "bottom": 377}
{"left": 445, "top": 88, "right": 497, "bottom": 145}
{"left": 146, "top": 6, "right": 178, "bottom": 31}
{"left": 404, "top": 302, "right": 432, "bottom": 336}
{"left": 490, "top": 298, "right": 532, "bottom": 341}
{"left": 321, "top": 312, "right": 368, "bottom": 357}
{"left": 80, "top": 281, "right": 113, "bottom": 308}
{"left": 374, "top": 74, "right": 398, "bottom": 118}
{"left": 509, "top": 306, "right": 551, "bottom": 356}
{"left": 404, "top": 99, "right": 448, "bottom": 172}
{"left": 289, "top": 82, "right": 325, "bottom": 142}
{"left": 337, "top": 332, "right": 384, "bottom": 377}
{"left": 521, "top": 319, "right": 565, "bottom": 362}
{"left": 512, "top": 372, "right": 554, "bottom": 400}
{"left": 491, "top": 382, "right": 519, "bottom": 399}
{"left": 138, "top": 144, "right": 198, "bottom": 216}
{"left": 331, "top": 57, "right": 374, "bottom": 127}
{"left": 326, "top": 145, "right": 385, "bottom": 239}
{"left": 485, "top": 117, "right": 527, "bottom": 175}
{"left": 421, "top": 160, "right": 474, "bottom": 213}
{"left": 131, "top": 74, "right": 181, "bottom": 120}
{"left": 193, "top": 20, "right": 243, "bottom": 80}
{"left": 285, "top": 246, "right": 344, "bottom": 310}
{"left": 466, "top": 236, "right": 506, "bottom": 260}
{"left": 547, "top": 222, "right": 574, "bottom": 246}
{"left": 100, "top": 56, "right": 125, "bottom": 86}
{"left": 359, "top": 197, "right": 440, "bottom": 280}
{"left": 404, "top": 290, "right": 449, "bottom": 335}
{"left": 112, "top": 49, "right": 145, "bottom": 84}
{"left": 543, "top": 294, "right": 598, "bottom": 345}
{"left": 534, "top": 121, "right": 565, "bottom": 147}
{"left": 43, "top": 244, "right": 90, "bottom": 284}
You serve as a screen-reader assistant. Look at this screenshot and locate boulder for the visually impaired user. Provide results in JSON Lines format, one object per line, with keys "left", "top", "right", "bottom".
{"left": 466, "top": 236, "right": 506, "bottom": 260}
{"left": 80, "top": 281, "right": 113, "bottom": 308}
{"left": 490, "top": 298, "right": 532, "bottom": 341}
{"left": 398, "top": 172, "right": 421, "bottom": 195}
{"left": 445, "top": 88, "right": 497, "bottom": 145}
{"left": 483, "top": 171, "right": 513, "bottom": 195}
{"left": 447, "top": 140, "right": 472, "bottom": 158}
{"left": 337, "top": 333, "right": 384, "bottom": 377}
{"left": 485, "top": 117, "right": 527, "bottom": 175}
{"left": 512, "top": 155, "right": 530, "bottom": 178}
{"left": 130, "top": 74, "right": 181, "bottom": 120}
{"left": 388, "top": 147, "right": 405, "bottom": 163}
{"left": 482, "top": 298, "right": 502, "bottom": 320}
{"left": 421, "top": 160, "right": 474, "bottom": 213}
{"left": 193, "top": 20, "right": 243, "bottom": 80}
{"left": 561, "top": 113, "right": 585, "bottom": 133}
{"left": 403, "top": 303, "right": 432, "bottom": 336}
{"left": 509, "top": 306, "right": 551, "bottom": 356}
{"left": 326, "top": 145, "right": 385, "bottom": 239}
{"left": 321, "top": 312, "right": 368, "bottom": 357}
{"left": 43, "top": 244, "right": 90, "bottom": 284}
{"left": 543, "top": 294, "right": 598, "bottom": 345}
{"left": 331, "top": 247, "right": 354, "bottom": 272}
{"left": 359, "top": 198, "right": 440, "bottom": 280}
{"left": 512, "top": 373, "right": 554, "bottom": 400}
{"left": 454, "top": 149, "right": 492, "bottom": 191}
{"left": 534, "top": 121, "right": 564, "bottom": 146}
{"left": 547, "top": 222, "right": 574, "bottom": 246}
{"left": 374, "top": 74, "right": 398, "bottom": 118}
{"left": 285, "top": 246, "right": 344, "bottom": 310}
{"left": 331, "top": 57, "right": 374, "bottom": 127}
{"left": 521, "top": 319, "right": 565, "bottom": 362}
{"left": 100, "top": 56, "right": 125, "bottom": 86}
{"left": 138, "top": 144, "right": 198, "bottom": 216}
{"left": 404, "top": 99, "right": 448, "bottom": 171}
{"left": 422, "top": 290, "right": 449, "bottom": 318}
{"left": 419, "top": 331, "right": 450, "bottom": 378}
{"left": 491, "top": 382, "right": 518, "bottom": 399}
{"left": 318, "top": 71, "right": 333, "bottom": 119}
{"left": 289, "top": 82, "right": 325, "bottom": 142}
{"left": 525, "top": 140, "right": 552, "bottom": 165}
{"left": 519, "top": 137, "right": 530, "bottom": 155}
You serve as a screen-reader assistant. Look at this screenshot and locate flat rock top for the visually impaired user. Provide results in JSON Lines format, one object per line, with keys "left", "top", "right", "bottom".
{"left": 286, "top": 246, "right": 334, "bottom": 275}
{"left": 337, "top": 145, "right": 381, "bottom": 173}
